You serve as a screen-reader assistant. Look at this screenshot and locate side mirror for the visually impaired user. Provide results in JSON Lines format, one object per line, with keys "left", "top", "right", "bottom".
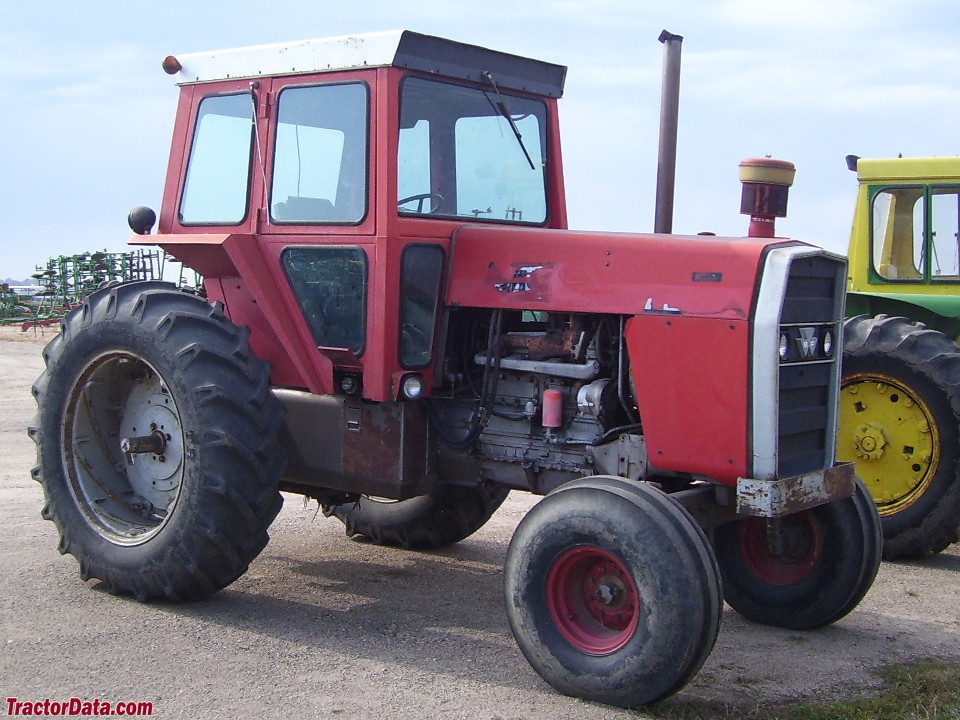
{"left": 845, "top": 155, "right": 860, "bottom": 172}
{"left": 128, "top": 206, "right": 157, "bottom": 235}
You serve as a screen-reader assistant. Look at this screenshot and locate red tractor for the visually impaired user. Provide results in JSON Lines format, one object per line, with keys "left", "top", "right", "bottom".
{"left": 30, "top": 31, "right": 880, "bottom": 707}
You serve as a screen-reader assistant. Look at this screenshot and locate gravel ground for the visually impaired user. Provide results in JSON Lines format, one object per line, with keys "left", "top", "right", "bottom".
{"left": 1, "top": 325, "right": 958, "bottom": 719}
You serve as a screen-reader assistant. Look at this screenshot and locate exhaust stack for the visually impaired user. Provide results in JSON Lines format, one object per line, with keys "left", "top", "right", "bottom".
{"left": 654, "top": 30, "right": 683, "bottom": 234}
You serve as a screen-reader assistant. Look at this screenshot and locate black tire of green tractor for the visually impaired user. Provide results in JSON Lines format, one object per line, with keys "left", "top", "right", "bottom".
{"left": 327, "top": 484, "right": 510, "bottom": 549}
{"left": 712, "top": 478, "right": 881, "bottom": 630}
{"left": 504, "top": 476, "right": 722, "bottom": 707}
{"left": 842, "top": 314, "right": 960, "bottom": 558}
{"left": 28, "top": 281, "right": 285, "bottom": 601}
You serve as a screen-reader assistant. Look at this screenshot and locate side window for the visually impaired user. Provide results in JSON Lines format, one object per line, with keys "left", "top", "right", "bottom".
{"left": 179, "top": 93, "right": 253, "bottom": 225}
{"left": 930, "top": 188, "right": 960, "bottom": 279}
{"left": 282, "top": 247, "right": 367, "bottom": 353}
{"left": 271, "top": 83, "right": 368, "bottom": 224}
{"left": 399, "top": 245, "right": 444, "bottom": 368}
{"left": 870, "top": 187, "right": 924, "bottom": 281}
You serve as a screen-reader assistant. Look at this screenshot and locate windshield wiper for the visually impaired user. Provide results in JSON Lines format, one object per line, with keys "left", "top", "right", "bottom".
{"left": 481, "top": 71, "right": 536, "bottom": 171}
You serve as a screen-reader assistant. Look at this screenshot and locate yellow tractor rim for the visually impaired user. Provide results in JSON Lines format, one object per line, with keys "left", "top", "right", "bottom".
{"left": 837, "top": 373, "right": 940, "bottom": 515}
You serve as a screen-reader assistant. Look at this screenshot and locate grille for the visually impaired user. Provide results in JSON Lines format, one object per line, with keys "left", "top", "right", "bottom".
{"left": 776, "top": 254, "right": 845, "bottom": 477}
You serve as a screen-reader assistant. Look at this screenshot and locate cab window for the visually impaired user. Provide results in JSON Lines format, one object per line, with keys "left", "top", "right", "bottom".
{"left": 871, "top": 186, "right": 960, "bottom": 282}
{"left": 870, "top": 187, "right": 923, "bottom": 281}
{"left": 179, "top": 93, "right": 254, "bottom": 225}
{"left": 271, "top": 82, "right": 368, "bottom": 224}
{"left": 930, "top": 188, "right": 960, "bottom": 279}
{"left": 398, "top": 76, "right": 548, "bottom": 223}
{"left": 282, "top": 247, "right": 367, "bottom": 353}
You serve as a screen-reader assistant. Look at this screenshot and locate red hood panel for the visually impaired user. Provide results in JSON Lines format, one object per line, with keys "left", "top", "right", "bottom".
{"left": 447, "top": 226, "right": 803, "bottom": 319}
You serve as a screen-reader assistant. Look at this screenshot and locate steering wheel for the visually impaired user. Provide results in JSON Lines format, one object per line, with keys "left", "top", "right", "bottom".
{"left": 398, "top": 193, "right": 444, "bottom": 214}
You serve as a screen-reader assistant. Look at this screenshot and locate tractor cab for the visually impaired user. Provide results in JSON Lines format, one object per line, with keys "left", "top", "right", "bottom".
{"left": 143, "top": 31, "right": 567, "bottom": 402}
{"left": 846, "top": 156, "right": 960, "bottom": 330}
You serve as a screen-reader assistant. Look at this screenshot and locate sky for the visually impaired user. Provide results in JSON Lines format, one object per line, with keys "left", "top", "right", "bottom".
{"left": 2, "top": 0, "right": 958, "bottom": 281}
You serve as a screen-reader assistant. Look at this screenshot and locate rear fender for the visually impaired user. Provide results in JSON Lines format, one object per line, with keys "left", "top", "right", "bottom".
{"left": 134, "top": 232, "right": 334, "bottom": 393}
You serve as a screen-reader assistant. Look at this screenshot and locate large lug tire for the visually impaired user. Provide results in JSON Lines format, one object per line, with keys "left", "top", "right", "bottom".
{"left": 327, "top": 484, "right": 510, "bottom": 549}
{"left": 713, "top": 478, "right": 881, "bottom": 630}
{"left": 839, "top": 314, "right": 960, "bottom": 558}
{"left": 28, "top": 281, "right": 284, "bottom": 601}
{"left": 504, "top": 476, "right": 722, "bottom": 707}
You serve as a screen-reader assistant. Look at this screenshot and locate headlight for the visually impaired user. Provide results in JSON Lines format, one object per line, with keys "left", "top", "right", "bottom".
{"left": 822, "top": 330, "right": 833, "bottom": 357}
{"left": 400, "top": 373, "right": 424, "bottom": 400}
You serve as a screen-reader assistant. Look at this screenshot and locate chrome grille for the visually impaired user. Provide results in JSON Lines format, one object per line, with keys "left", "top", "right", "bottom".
{"left": 777, "top": 254, "right": 845, "bottom": 477}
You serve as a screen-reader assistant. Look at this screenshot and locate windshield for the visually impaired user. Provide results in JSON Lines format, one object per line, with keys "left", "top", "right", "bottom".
{"left": 398, "top": 76, "right": 548, "bottom": 223}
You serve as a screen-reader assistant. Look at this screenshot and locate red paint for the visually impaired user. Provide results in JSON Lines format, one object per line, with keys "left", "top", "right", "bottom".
{"left": 625, "top": 314, "right": 750, "bottom": 485}
{"left": 738, "top": 515, "right": 821, "bottom": 585}
{"left": 546, "top": 545, "right": 639, "bottom": 655}
{"left": 447, "top": 225, "right": 790, "bottom": 318}
{"left": 748, "top": 216, "right": 776, "bottom": 238}
{"left": 542, "top": 389, "right": 563, "bottom": 428}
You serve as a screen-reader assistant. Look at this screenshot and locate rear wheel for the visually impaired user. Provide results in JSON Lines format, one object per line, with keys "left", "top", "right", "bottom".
{"left": 840, "top": 314, "right": 960, "bottom": 558}
{"left": 28, "top": 281, "right": 284, "bottom": 601}
{"left": 326, "top": 484, "right": 509, "bottom": 549}
{"left": 504, "top": 476, "right": 722, "bottom": 707}
{"left": 713, "top": 479, "right": 881, "bottom": 629}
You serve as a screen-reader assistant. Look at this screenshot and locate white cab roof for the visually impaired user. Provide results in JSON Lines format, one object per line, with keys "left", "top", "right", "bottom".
{"left": 166, "top": 30, "right": 567, "bottom": 97}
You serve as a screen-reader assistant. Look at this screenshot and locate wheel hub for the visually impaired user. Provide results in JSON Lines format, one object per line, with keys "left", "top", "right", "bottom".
{"left": 838, "top": 375, "right": 939, "bottom": 512}
{"left": 547, "top": 546, "right": 640, "bottom": 655}
{"left": 740, "top": 515, "right": 820, "bottom": 585}
{"left": 119, "top": 392, "right": 184, "bottom": 494}
{"left": 64, "top": 351, "right": 185, "bottom": 545}
{"left": 852, "top": 423, "right": 887, "bottom": 461}
{"left": 584, "top": 568, "right": 632, "bottom": 629}
{"left": 595, "top": 578, "right": 624, "bottom": 607}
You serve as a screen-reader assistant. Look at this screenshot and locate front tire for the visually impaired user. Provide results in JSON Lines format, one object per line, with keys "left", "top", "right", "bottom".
{"left": 713, "top": 479, "right": 881, "bottom": 629}
{"left": 504, "top": 476, "right": 722, "bottom": 707}
{"left": 28, "top": 281, "right": 284, "bottom": 601}
{"left": 840, "top": 314, "right": 960, "bottom": 558}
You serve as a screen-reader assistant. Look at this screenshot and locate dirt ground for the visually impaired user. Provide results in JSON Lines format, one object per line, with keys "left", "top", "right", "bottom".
{"left": 1, "top": 324, "right": 958, "bottom": 720}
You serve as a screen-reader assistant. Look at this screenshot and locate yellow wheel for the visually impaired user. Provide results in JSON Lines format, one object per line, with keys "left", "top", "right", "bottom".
{"left": 841, "top": 315, "right": 960, "bottom": 558}
{"left": 838, "top": 374, "right": 939, "bottom": 515}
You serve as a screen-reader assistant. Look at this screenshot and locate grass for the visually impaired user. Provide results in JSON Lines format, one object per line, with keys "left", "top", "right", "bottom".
{"left": 648, "top": 660, "right": 960, "bottom": 720}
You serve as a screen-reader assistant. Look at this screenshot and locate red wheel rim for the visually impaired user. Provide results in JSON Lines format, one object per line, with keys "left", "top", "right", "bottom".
{"left": 739, "top": 515, "right": 822, "bottom": 585}
{"left": 546, "top": 545, "right": 640, "bottom": 655}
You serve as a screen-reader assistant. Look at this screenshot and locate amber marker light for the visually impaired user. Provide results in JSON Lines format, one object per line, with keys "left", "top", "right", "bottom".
{"left": 162, "top": 56, "right": 182, "bottom": 74}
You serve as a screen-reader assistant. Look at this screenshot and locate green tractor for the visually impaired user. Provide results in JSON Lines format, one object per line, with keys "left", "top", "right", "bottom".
{"left": 840, "top": 155, "right": 960, "bottom": 558}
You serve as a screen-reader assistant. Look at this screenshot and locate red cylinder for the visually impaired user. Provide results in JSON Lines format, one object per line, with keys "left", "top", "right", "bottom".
{"left": 542, "top": 389, "right": 563, "bottom": 428}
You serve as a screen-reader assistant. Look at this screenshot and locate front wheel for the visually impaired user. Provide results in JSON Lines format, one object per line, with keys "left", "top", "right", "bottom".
{"left": 504, "top": 476, "right": 722, "bottom": 707}
{"left": 28, "top": 281, "right": 285, "bottom": 601}
{"left": 713, "top": 478, "right": 881, "bottom": 629}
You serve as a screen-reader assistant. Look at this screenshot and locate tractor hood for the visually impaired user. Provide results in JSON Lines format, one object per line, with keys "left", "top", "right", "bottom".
{"left": 446, "top": 226, "right": 806, "bottom": 319}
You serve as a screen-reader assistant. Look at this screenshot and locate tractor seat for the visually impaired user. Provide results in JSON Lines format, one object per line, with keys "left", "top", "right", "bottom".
{"left": 273, "top": 196, "right": 335, "bottom": 222}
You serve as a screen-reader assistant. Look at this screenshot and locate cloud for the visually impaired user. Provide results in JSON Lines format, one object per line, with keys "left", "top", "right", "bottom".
{"left": 679, "top": 29, "right": 960, "bottom": 118}
{"left": 714, "top": 0, "right": 908, "bottom": 31}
